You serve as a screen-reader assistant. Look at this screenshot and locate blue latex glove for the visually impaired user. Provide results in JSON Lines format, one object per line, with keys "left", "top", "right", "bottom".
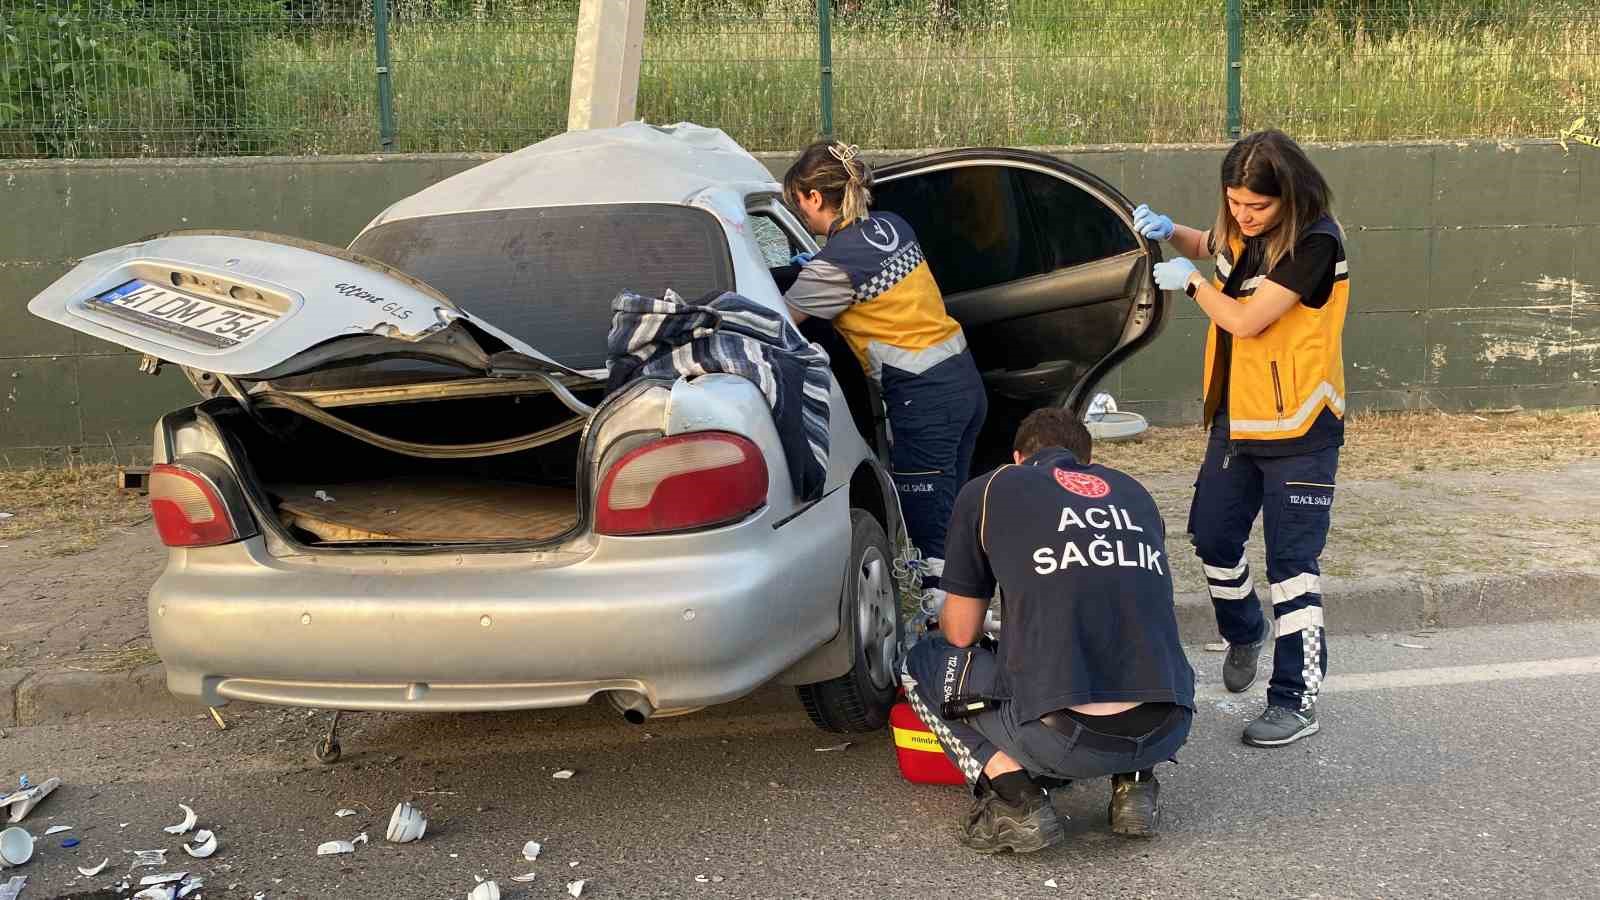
{"left": 1153, "top": 258, "right": 1199, "bottom": 293}
{"left": 1132, "top": 203, "right": 1174, "bottom": 241}
{"left": 790, "top": 251, "right": 815, "bottom": 266}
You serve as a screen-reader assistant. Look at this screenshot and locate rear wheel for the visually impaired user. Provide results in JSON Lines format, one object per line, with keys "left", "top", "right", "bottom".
{"left": 798, "top": 509, "right": 902, "bottom": 733}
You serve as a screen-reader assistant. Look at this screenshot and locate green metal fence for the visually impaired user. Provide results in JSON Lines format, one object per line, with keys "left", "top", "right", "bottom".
{"left": 1, "top": 0, "right": 1594, "bottom": 158}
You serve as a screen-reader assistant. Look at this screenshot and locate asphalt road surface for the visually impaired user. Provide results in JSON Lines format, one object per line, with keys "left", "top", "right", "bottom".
{"left": 5, "top": 621, "right": 1599, "bottom": 900}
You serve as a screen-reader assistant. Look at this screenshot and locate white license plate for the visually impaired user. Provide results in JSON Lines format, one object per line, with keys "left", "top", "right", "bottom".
{"left": 88, "top": 279, "right": 278, "bottom": 348}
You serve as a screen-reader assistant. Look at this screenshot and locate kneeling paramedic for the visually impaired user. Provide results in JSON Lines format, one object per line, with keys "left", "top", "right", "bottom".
{"left": 905, "top": 409, "right": 1195, "bottom": 853}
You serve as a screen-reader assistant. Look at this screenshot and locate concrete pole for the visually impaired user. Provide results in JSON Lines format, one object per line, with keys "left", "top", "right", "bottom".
{"left": 567, "top": 0, "right": 647, "bottom": 131}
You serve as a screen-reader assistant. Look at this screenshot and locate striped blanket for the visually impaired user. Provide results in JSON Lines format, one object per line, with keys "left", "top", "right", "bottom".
{"left": 605, "top": 290, "right": 832, "bottom": 502}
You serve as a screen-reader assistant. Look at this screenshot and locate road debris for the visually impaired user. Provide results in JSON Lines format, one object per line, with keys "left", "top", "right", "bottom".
{"left": 77, "top": 858, "right": 111, "bottom": 877}
{"left": 510, "top": 872, "right": 537, "bottom": 883}
{"left": 567, "top": 879, "right": 586, "bottom": 897}
{"left": 0, "top": 828, "right": 33, "bottom": 866}
{"left": 696, "top": 875, "right": 709, "bottom": 883}
{"left": 60, "top": 838, "right": 79, "bottom": 848}
{"left": 466, "top": 881, "right": 500, "bottom": 900}
{"left": 1045, "top": 878, "right": 1058, "bottom": 887}
{"left": 0, "top": 513, "right": 12, "bottom": 520}
{"left": 209, "top": 707, "right": 228, "bottom": 731}
{"left": 1203, "top": 642, "right": 1228, "bottom": 652}
{"left": 43, "top": 825, "right": 72, "bottom": 836}
{"left": 163, "top": 804, "right": 198, "bottom": 835}
{"left": 315, "top": 840, "right": 355, "bottom": 856}
{"left": 314, "top": 490, "right": 336, "bottom": 503}
{"left": 139, "top": 873, "right": 187, "bottom": 886}
{"left": 0, "top": 878, "right": 25, "bottom": 900}
{"left": 132, "top": 886, "right": 177, "bottom": 900}
{"left": 183, "top": 829, "right": 218, "bottom": 858}
{"left": 386, "top": 803, "right": 426, "bottom": 843}
{"left": 568, "top": 861, "right": 579, "bottom": 868}
{"left": 130, "top": 849, "right": 168, "bottom": 868}
{"left": 521, "top": 840, "right": 542, "bottom": 862}
{"left": 1397, "top": 642, "right": 1430, "bottom": 649}
{"left": 335, "top": 809, "right": 357, "bottom": 818}
{"left": 552, "top": 770, "right": 575, "bottom": 780}
{"left": 814, "top": 742, "right": 851, "bottom": 752}
{"left": 176, "top": 876, "right": 204, "bottom": 899}
{"left": 1, "top": 777, "right": 61, "bottom": 823}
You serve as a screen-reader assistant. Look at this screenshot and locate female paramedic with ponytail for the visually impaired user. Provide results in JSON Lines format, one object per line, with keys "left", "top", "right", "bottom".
{"left": 782, "top": 141, "right": 986, "bottom": 585}
{"left": 1134, "top": 129, "right": 1348, "bottom": 749}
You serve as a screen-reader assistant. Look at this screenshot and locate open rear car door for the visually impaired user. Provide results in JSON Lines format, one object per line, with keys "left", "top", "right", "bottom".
{"left": 871, "top": 150, "right": 1166, "bottom": 464}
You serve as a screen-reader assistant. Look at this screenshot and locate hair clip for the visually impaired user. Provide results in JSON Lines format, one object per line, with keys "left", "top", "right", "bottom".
{"left": 828, "top": 142, "right": 860, "bottom": 163}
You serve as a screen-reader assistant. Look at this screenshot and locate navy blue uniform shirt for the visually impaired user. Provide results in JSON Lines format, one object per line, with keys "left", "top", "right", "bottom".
{"left": 941, "top": 448, "right": 1196, "bottom": 724}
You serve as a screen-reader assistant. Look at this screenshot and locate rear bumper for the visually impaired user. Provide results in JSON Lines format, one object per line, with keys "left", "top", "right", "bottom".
{"left": 151, "top": 492, "right": 851, "bottom": 712}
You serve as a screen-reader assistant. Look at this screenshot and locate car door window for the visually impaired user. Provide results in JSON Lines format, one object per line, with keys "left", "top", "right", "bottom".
{"left": 872, "top": 165, "right": 1136, "bottom": 296}
{"left": 748, "top": 213, "right": 796, "bottom": 268}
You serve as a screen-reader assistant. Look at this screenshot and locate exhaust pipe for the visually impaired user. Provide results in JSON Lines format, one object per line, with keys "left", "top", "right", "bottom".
{"left": 606, "top": 690, "right": 655, "bottom": 725}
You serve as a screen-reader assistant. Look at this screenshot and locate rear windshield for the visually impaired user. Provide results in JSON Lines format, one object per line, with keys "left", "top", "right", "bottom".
{"left": 350, "top": 204, "right": 735, "bottom": 370}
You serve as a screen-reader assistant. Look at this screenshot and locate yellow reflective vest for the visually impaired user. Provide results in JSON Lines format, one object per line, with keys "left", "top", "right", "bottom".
{"left": 1201, "top": 217, "right": 1349, "bottom": 442}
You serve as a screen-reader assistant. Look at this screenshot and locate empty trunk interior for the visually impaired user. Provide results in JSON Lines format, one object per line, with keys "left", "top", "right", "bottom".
{"left": 216, "top": 385, "right": 604, "bottom": 547}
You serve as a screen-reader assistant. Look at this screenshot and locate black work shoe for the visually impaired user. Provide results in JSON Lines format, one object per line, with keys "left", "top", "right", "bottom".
{"left": 1108, "top": 771, "right": 1161, "bottom": 837}
{"left": 1242, "top": 704, "right": 1319, "bottom": 747}
{"left": 1223, "top": 633, "right": 1268, "bottom": 693}
{"left": 958, "top": 787, "right": 1065, "bottom": 854}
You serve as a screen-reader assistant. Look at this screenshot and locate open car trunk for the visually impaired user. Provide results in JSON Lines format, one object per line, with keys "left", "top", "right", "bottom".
{"left": 27, "top": 229, "right": 614, "bottom": 548}
{"left": 208, "top": 381, "right": 605, "bottom": 547}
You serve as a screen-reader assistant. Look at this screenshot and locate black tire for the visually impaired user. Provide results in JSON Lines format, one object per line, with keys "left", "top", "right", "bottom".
{"left": 797, "top": 509, "right": 902, "bottom": 733}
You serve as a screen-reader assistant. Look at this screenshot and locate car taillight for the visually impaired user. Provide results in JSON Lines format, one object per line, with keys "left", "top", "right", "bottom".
{"left": 149, "top": 463, "right": 244, "bottom": 547}
{"left": 595, "top": 432, "right": 768, "bottom": 536}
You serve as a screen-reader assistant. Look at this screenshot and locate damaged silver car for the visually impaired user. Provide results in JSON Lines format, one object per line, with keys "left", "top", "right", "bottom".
{"left": 28, "top": 123, "right": 1165, "bottom": 749}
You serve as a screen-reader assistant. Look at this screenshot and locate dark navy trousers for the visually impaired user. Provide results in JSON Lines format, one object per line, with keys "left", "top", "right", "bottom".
{"left": 905, "top": 635, "right": 1192, "bottom": 786}
{"left": 1188, "top": 426, "right": 1339, "bottom": 711}
{"left": 882, "top": 351, "right": 987, "bottom": 564}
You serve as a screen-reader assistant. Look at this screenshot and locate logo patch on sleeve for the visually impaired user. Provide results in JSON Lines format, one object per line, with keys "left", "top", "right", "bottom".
{"left": 1053, "top": 468, "right": 1110, "bottom": 498}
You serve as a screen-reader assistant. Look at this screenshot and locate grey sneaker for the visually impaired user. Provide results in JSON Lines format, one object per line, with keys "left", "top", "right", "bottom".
{"left": 1223, "top": 633, "right": 1268, "bottom": 693}
{"left": 958, "top": 787, "right": 1065, "bottom": 854}
{"left": 1243, "top": 705, "right": 1319, "bottom": 747}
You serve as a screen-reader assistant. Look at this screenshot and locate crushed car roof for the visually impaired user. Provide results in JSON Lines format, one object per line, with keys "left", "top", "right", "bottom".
{"left": 367, "top": 122, "right": 781, "bottom": 227}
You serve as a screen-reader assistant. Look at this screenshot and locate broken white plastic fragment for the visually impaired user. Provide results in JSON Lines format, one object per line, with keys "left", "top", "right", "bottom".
{"left": 814, "top": 742, "right": 851, "bottom": 752}
{"left": 695, "top": 875, "right": 709, "bottom": 883}
{"left": 521, "top": 840, "right": 541, "bottom": 861}
{"left": 551, "top": 769, "right": 575, "bottom": 779}
{"left": 1, "top": 776, "right": 61, "bottom": 823}
{"left": 177, "top": 876, "right": 205, "bottom": 899}
{"left": 316, "top": 840, "right": 356, "bottom": 856}
{"left": 466, "top": 881, "right": 500, "bottom": 900}
{"left": 183, "top": 829, "right": 218, "bottom": 858}
{"left": 0, "top": 876, "right": 24, "bottom": 900}
{"left": 352, "top": 831, "right": 369, "bottom": 846}
{"left": 163, "top": 803, "right": 198, "bottom": 835}
{"left": 130, "top": 849, "right": 169, "bottom": 868}
{"left": 44, "top": 824, "right": 73, "bottom": 835}
{"left": 78, "top": 858, "right": 111, "bottom": 877}
{"left": 386, "top": 802, "right": 426, "bottom": 843}
{"left": 334, "top": 809, "right": 357, "bottom": 818}
{"left": 567, "top": 879, "right": 586, "bottom": 898}
{"left": 140, "top": 873, "right": 188, "bottom": 886}
{"left": 314, "top": 490, "right": 335, "bottom": 503}
{"left": 132, "top": 886, "right": 177, "bottom": 900}
{"left": 1045, "top": 878, "right": 1058, "bottom": 888}
{"left": 510, "top": 873, "right": 537, "bottom": 884}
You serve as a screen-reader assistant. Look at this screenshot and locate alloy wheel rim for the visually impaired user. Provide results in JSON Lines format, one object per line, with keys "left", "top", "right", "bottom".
{"left": 856, "top": 548, "right": 899, "bottom": 691}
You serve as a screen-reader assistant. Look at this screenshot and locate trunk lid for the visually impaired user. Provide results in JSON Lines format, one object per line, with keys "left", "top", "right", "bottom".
{"left": 26, "top": 230, "right": 590, "bottom": 384}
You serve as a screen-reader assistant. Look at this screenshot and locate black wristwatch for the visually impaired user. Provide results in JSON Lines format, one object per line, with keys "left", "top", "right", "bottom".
{"left": 1184, "top": 275, "right": 1200, "bottom": 299}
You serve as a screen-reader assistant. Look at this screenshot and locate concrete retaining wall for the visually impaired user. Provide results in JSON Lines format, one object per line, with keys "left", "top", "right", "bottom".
{"left": 3, "top": 141, "right": 1596, "bottom": 464}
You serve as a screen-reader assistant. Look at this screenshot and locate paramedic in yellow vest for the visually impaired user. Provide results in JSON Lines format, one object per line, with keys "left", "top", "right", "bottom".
{"left": 1134, "top": 129, "right": 1348, "bottom": 748}
{"left": 782, "top": 141, "right": 987, "bottom": 583}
